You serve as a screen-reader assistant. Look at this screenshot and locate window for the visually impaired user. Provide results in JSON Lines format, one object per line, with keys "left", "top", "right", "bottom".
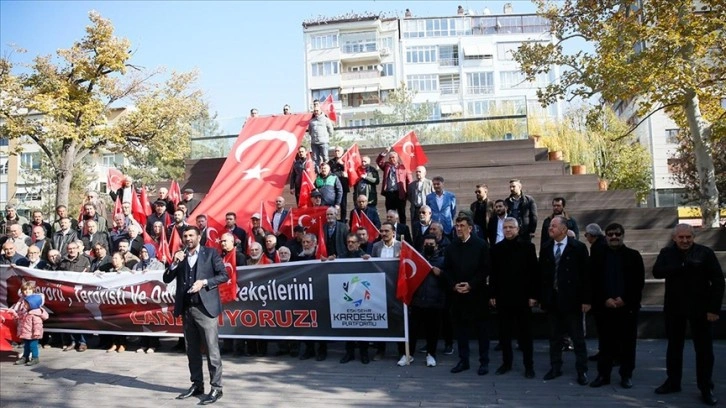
{"left": 380, "top": 63, "right": 394, "bottom": 77}
{"left": 467, "top": 100, "right": 496, "bottom": 116}
{"left": 412, "top": 103, "right": 440, "bottom": 120}
{"left": 665, "top": 129, "right": 680, "bottom": 144}
{"left": 99, "top": 182, "right": 108, "bottom": 194}
{"left": 498, "top": 98, "right": 527, "bottom": 115}
{"left": 497, "top": 42, "right": 521, "bottom": 61}
{"left": 102, "top": 154, "right": 115, "bottom": 167}
{"left": 380, "top": 36, "right": 394, "bottom": 51}
{"left": 466, "top": 72, "right": 494, "bottom": 94}
{"left": 20, "top": 152, "right": 41, "bottom": 171}
{"left": 499, "top": 71, "right": 550, "bottom": 89}
{"left": 402, "top": 18, "right": 470, "bottom": 38}
{"left": 311, "top": 33, "right": 338, "bottom": 50}
{"left": 0, "top": 156, "right": 7, "bottom": 175}
{"left": 406, "top": 74, "right": 438, "bottom": 92}
{"left": 341, "top": 38, "right": 377, "bottom": 53}
{"left": 439, "top": 74, "right": 460, "bottom": 95}
{"left": 311, "top": 88, "right": 340, "bottom": 102}
{"left": 0, "top": 137, "right": 8, "bottom": 147}
{"left": 406, "top": 46, "right": 437, "bottom": 63}
{"left": 311, "top": 61, "right": 339, "bottom": 77}
{"left": 439, "top": 45, "right": 459, "bottom": 66}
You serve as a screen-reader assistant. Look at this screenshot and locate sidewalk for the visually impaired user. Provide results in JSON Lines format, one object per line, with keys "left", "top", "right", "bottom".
{"left": 1, "top": 338, "right": 723, "bottom": 407}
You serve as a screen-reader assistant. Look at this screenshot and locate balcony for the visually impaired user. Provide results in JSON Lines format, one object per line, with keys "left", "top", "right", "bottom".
{"left": 340, "top": 42, "right": 381, "bottom": 63}
{"left": 341, "top": 70, "right": 380, "bottom": 81}
{"left": 439, "top": 58, "right": 459, "bottom": 67}
{"left": 440, "top": 84, "right": 460, "bottom": 96}
{"left": 467, "top": 86, "right": 495, "bottom": 95}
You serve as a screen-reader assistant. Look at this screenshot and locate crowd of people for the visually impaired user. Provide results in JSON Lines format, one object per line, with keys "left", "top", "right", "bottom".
{"left": 1, "top": 122, "right": 724, "bottom": 405}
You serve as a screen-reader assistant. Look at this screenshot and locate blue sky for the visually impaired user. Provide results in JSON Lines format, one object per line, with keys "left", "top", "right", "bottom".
{"left": 1, "top": 0, "right": 539, "bottom": 133}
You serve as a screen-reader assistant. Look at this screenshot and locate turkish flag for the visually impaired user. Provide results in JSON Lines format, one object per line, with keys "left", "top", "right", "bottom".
{"left": 204, "top": 227, "right": 222, "bottom": 252}
{"left": 142, "top": 229, "right": 155, "bottom": 245}
{"left": 113, "top": 196, "right": 123, "bottom": 217}
{"left": 391, "top": 131, "right": 428, "bottom": 171}
{"left": 219, "top": 250, "right": 237, "bottom": 304}
{"left": 360, "top": 211, "right": 380, "bottom": 242}
{"left": 131, "top": 189, "right": 147, "bottom": 228}
{"left": 297, "top": 171, "right": 316, "bottom": 208}
{"left": 341, "top": 143, "right": 363, "bottom": 187}
{"left": 396, "top": 241, "right": 432, "bottom": 305}
{"left": 139, "top": 186, "right": 152, "bottom": 216}
{"left": 169, "top": 225, "right": 183, "bottom": 255}
{"left": 321, "top": 94, "right": 337, "bottom": 122}
{"left": 260, "top": 201, "right": 274, "bottom": 233}
{"left": 157, "top": 225, "right": 172, "bottom": 264}
{"left": 168, "top": 180, "right": 181, "bottom": 208}
{"left": 107, "top": 168, "right": 124, "bottom": 192}
{"left": 188, "top": 114, "right": 310, "bottom": 243}
{"left": 315, "top": 216, "right": 327, "bottom": 259}
{"left": 289, "top": 207, "right": 327, "bottom": 235}
{"left": 351, "top": 210, "right": 361, "bottom": 231}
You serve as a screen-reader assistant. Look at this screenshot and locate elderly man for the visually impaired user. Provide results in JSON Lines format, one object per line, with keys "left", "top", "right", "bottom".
{"left": 349, "top": 194, "right": 381, "bottom": 230}
{"left": 0, "top": 241, "right": 30, "bottom": 266}
{"left": 386, "top": 209, "right": 412, "bottom": 245}
{"left": 653, "top": 224, "right": 724, "bottom": 406}
{"left": 353, "top": 155, "right": 380, "bottom": 207}
{"left": 539, "top": 216, "right": 591, "bottom": 386}
{"left": 412, "top": 205, "right": 433, "bottom": 251}
{"left": 589, "top": 223, "right": 644, "bottom": 390}
{"left": 377, "top": 150, "right": 411, "bottom": 225}
{"left": 79, "top": 203, "right": 108, "bottom": 233}
{"left": 31, "top": 225, "right": 52, "bottom": 261}
{"left": 180, "top": 188, "right": 200, "bottom": 215}
{"left": 339, "top": 234, "right": 372, "bottom": 364}
{"left": 323, "top": 207, "right": 349, "bottom": 259}
{"left": 81, "top": 220, "right": 111, "bottom": 254}
{"left": 407, "top": 165, "right": 434, "bottom": 226}
{"left": 7, "top": 223, "right": 32, "bottom": 256}
{"left": 1, "top": 204, "right": 29, "bottom": 234}
{"left": 270, "top": 196, "right": 289, "bottom": 246}
{"left": 314, "top": 163, "right": 343, "bottom": 210}
{"left": 371, "top": 222, "right": 404, "bottom": 363}
{"left": 146, "top": 200, "right": 171, "bottom": 235}
{"left": 490, "top": 217, "right": 538, "bottom": 378}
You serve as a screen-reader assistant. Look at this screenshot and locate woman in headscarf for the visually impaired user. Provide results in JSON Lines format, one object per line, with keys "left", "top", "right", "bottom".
{"left": 133, "top": 244, "right": 165, "bottom": 353}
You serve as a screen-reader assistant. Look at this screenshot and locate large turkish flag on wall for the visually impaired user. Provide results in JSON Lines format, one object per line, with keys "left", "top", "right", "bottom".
{"left": 189, "top": 114, "right": 311, "bottom": 232}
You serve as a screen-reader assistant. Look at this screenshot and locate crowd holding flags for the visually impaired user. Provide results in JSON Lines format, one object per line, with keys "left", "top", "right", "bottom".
{"left": 103, "top": 113, "right": 434, "bottom": 308}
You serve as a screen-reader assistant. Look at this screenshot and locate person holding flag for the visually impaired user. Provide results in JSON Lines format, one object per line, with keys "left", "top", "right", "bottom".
{"left": 404, "top": 235, "right": 445, "bottom": 368}
{"left": 376, "top": 150, "right": 412, "bottom": 225}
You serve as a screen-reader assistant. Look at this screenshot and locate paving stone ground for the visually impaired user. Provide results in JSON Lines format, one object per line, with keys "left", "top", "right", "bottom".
{"left": 0, "top": 338, "right": 724, "bottom": 407}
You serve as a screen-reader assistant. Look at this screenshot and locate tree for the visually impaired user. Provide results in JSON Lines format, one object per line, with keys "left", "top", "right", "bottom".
{"left": 367, "top": 82, "right": 433, "bottom": 147}
{"left": 0, "top": 11, "right": 206, "bottom": 208}
{"left": 515, "top": 0, "right": 725, "bottom": 227}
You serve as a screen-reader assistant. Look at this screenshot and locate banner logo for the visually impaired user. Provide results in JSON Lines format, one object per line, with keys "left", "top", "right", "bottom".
{"left": 329, "top": 273, "right": 387, "bottom": 329}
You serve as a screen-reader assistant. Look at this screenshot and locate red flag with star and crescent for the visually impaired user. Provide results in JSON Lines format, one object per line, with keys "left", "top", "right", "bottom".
{"left": 396, "top": 241, "right": 432, "bottom": 305}
{"left": 168, "top": 180, "right": 182, "bottom": 208}
{"left": 188, "top": 114, "right": 311, "bottom": 239}
{"left": 341, "top": 143, "right": 363, "bottom": 187}
{"left": 219, "top": 250, "right": 237, "bottom": 304}
{"left": 391, "top": 131, "right": 428, "bottom": 171}
{"left": 315, "top": 216, "right": 327, "bottom": 259}
{"left": 321, "top": 94, "right": 337, "bottom": 122}
{"left": 107, "top": 168, "right": 124, "bottom": 192}
{"left": 289, "top": 207, "right": 327, "bottom": 235}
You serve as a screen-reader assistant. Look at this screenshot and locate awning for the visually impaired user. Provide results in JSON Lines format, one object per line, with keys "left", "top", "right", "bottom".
{"left": 462, "top": 43, "right": 494, "bottom": 57}
{"left": 341, "top": 85, "right": 379, "bottom": 94}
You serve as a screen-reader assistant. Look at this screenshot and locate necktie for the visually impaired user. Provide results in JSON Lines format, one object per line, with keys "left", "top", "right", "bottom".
{"left": 554, "top": 243, "right": 562, "bottom": 290}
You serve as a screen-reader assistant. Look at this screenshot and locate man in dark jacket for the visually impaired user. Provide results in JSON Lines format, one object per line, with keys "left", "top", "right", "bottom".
{"left": 443, "top": 215, "right": 491, "bottom": 375}
{"left": 328, "top": 147, "right": 350, "bottom": 222}
{"left": 408, "top": 235, "right": 446, "bottom": 368}
{"left": 589, "top": 223, "right": 644, "bottom": 389}
{"left": 353, "top": 155, "right": 379, "bottom": 207}
{"left": 339, "top": 233, "right": 372, "bottom": 364}
{"left": 504, "top": 179, "right": 537, "bottom": 243}
{"left": 490, "top": 217, "right": 539, "bottom": 378}
{"left": 653, "top": 224, "right": 724, "bottom": 406}
{"left": 539, "top": 215, "right": 591, "bottom": 386}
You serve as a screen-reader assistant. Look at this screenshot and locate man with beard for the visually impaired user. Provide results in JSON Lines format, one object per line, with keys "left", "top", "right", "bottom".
{"left": 489, "top": 217, "right": 538, "bottom": 378}
{"left": 349, "top": 195, "right": 381, "bottom": 230}
{"left": 314, "top": 163, "right": 343, "bottom": 210}
{"left": 486, "top": 199, "right": 508, "bottom": 247}
{"left": 224, "top": 212, "right": 248, "bottom": 253}
{"left": 589, "top": 223, "right": 644, "bottom": 390}
{"left": 284, "top": 226, "right": 305, "bottom": 262}
{"left": 504, "top": 179, "right": 537, "bottom": 243}
{"left": 540, "top": 197, "right": 579, "bottom": 247}
{"left": 353, "top": 155, "right": 379, "bottom": 207}
{"left": 412, "top": 205, "right": 434, "bottom": 251}
{"left": 470, "top": 184, "right": 493, "bottom": 239}
{"left": 164, "top": 226, "right": 227, "bottom": 405}
{"left": 339, "top": 234, "right": 372, "bottom": 364}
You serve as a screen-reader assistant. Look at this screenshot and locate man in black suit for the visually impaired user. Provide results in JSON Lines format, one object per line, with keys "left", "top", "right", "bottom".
{"left": 589, "top": 223, "right": 644, "bottom": 389}
{"left": 411, "top": 205, "right": 433, "bottom": 251}
{"left": 539, "top": 215, "right": 591, "bottom": 386}
{"left": 486, "top": 200, "right": 508, "bottom": 247}
{"left": 163, "top": 226, "right": 228, "bottom": 405}
{"left": 653, "top": 224, "right": 724, "bottom": 406}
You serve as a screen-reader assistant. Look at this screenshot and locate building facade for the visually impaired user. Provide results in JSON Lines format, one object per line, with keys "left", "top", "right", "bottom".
{"left": 302, "top": 6, "right": 563, "bottom": 134}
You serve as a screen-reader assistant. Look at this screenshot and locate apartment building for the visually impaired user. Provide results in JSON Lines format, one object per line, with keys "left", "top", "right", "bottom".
{"left": 302, "top": 5, "right": 563, "bottom": 133}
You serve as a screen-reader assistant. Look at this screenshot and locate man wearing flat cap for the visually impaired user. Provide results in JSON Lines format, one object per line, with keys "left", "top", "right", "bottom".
{"left": 180, "top": 188, "right": 200, "bottom": 215}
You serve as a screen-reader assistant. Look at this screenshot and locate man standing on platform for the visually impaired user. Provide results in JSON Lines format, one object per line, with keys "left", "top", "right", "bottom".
{"left": 164, "top": 226, "right": 228, "bottom": 405}
{"left": 589, "top": 223, "right": 644, "bottom": 390}
{"left": 426, "top": 176, "right": 457, "bottom": 238}
{"left": 377, "top": 150, "right": 411, "bottom": 225}
{"left": 653, "top": 224, "right": 724, "bottom": 406}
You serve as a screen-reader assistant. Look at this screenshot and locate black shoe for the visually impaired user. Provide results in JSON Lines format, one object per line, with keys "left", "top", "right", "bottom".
{"left": 543, "top": 368, "right": 563, "bottom": 381}
{"left": 701, "top": 389, "right": 718, "bottom": 406}
{"left": 620, "top": 377, "right": 633, "bottom": 389}
{"left": 450, "top": 360, "right": 470, "bottom": 373}
{"left": 589, "top": 376, "right": 610, "bottom": 388}
{"left": 200, "top": 389, "right": 223, "bottom": 405}
{"left": 176, "top": 385, "right": 204, "bottom": 400}
{"left": 477, "top": 365, "right": 489, "bottom": 376}
{"left": 361, "top": 353, "right": 370, "bottom": 364}
{"left": 315, "top": 350, "right": 327, "bottom": 361}
{"left": 524, "top": 367, "right": 536, "bottom": 379}
{"left": 443, "top": 345, "right": 454, "bottom": 355}
{"left": 588, "top": 353, "right": 599, "bottom": 362}
{"left": 577, "top": 372, "right": 589, "bottom": 386}
{"left": 495, "top": 364, "right": 511, "bottom": 375}
{"left": 299, "top": 349, "right": 315, "bottom": 360}
{"left": 340, "top": 352, "right": 354, "bottom": 364}
{"left": 655, "top": 381, "right": 681, "bottom": 394}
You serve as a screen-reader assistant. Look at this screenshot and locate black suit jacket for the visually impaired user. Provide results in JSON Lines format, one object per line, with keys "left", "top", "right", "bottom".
{"left": 411, "top": 220, "right": 432, "bottom": 251}
{"left": 394, "top": 222, "right": 413, "bottom": 245}
{"left": 539, "top": 238, "right": 591, "bottom": 312}
{"left": 163, "top": 246, "right": 228, "bottom": 318}
{"left": 590, "top": 244, "right": 645, "bottom": 312}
